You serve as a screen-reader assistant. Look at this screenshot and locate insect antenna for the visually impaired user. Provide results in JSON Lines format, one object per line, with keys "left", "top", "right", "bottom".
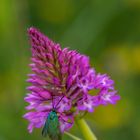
{"left": 54, "top": 95, "right": 65, "bottom": 110}
{"left": 51, "top": 94, "right": 55, "bottom": 110}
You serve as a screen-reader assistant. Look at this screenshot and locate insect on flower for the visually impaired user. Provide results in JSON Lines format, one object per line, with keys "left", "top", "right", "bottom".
{"left": 23, "top": 27, "right": 120, "bottom": 139}
{"left": 42, "top": 95, "right": 65, "bottom": 140}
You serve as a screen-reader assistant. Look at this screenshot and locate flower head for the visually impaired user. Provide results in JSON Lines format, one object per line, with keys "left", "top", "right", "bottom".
{"left": 23, "top": 27, "right": 120, "bottom": 134}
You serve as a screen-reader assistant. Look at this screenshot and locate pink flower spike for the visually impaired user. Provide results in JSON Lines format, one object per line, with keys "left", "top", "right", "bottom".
{"left": 23, "top": 27, "right": 120, "bottom": 134}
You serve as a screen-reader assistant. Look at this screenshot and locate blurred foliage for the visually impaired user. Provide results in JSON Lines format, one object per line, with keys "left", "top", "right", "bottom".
{"left": 0, "top": 0, "right": 140, "bottom": 140}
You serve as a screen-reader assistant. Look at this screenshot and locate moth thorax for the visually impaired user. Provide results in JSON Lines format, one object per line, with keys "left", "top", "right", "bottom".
{"left": 49, "top": 110, "right": 57, "bottom": 120}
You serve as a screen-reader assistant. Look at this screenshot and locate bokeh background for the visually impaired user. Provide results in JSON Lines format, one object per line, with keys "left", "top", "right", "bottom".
{"left": 0, "top": 0, "right": 140, "bottom": 140}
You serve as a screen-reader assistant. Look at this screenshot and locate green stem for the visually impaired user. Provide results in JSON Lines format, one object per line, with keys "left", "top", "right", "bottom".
{"left": 65, "top": 132, "right": 82, "bottom": 140}
{"left": 76, "top": 118, "right": 97, "bottom": 140}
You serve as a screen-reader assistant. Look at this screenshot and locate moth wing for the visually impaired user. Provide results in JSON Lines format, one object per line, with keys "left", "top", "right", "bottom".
{"left": 42, "top": 121, "right": 48, "bottom": 137}
{"left": 50, "top": 133, "right": 62, "bottom": 140}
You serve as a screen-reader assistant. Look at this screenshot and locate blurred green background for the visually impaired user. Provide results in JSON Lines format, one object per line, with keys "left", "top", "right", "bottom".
{"left": 0, "top": 0, "right": 140, "bottom": 140}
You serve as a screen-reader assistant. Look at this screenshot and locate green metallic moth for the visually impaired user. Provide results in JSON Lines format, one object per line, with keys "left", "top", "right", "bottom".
{"left": 42, "top": 109, "right": 61, "bottom": 140}
{"left": 42, "top": 96, "right": 65, "bottom": 140}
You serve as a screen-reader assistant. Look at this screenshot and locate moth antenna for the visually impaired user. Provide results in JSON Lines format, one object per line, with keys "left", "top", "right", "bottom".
{"left": 52, "top": 94, "right": 55, "bottom": 109}
{"left": 54, "top": 95, "right": 65, "bottom": 110}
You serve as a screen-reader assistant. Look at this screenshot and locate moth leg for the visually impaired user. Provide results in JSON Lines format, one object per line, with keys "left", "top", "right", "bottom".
{"left": 58, "top": 116, "right": 73, "bottom": 124}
